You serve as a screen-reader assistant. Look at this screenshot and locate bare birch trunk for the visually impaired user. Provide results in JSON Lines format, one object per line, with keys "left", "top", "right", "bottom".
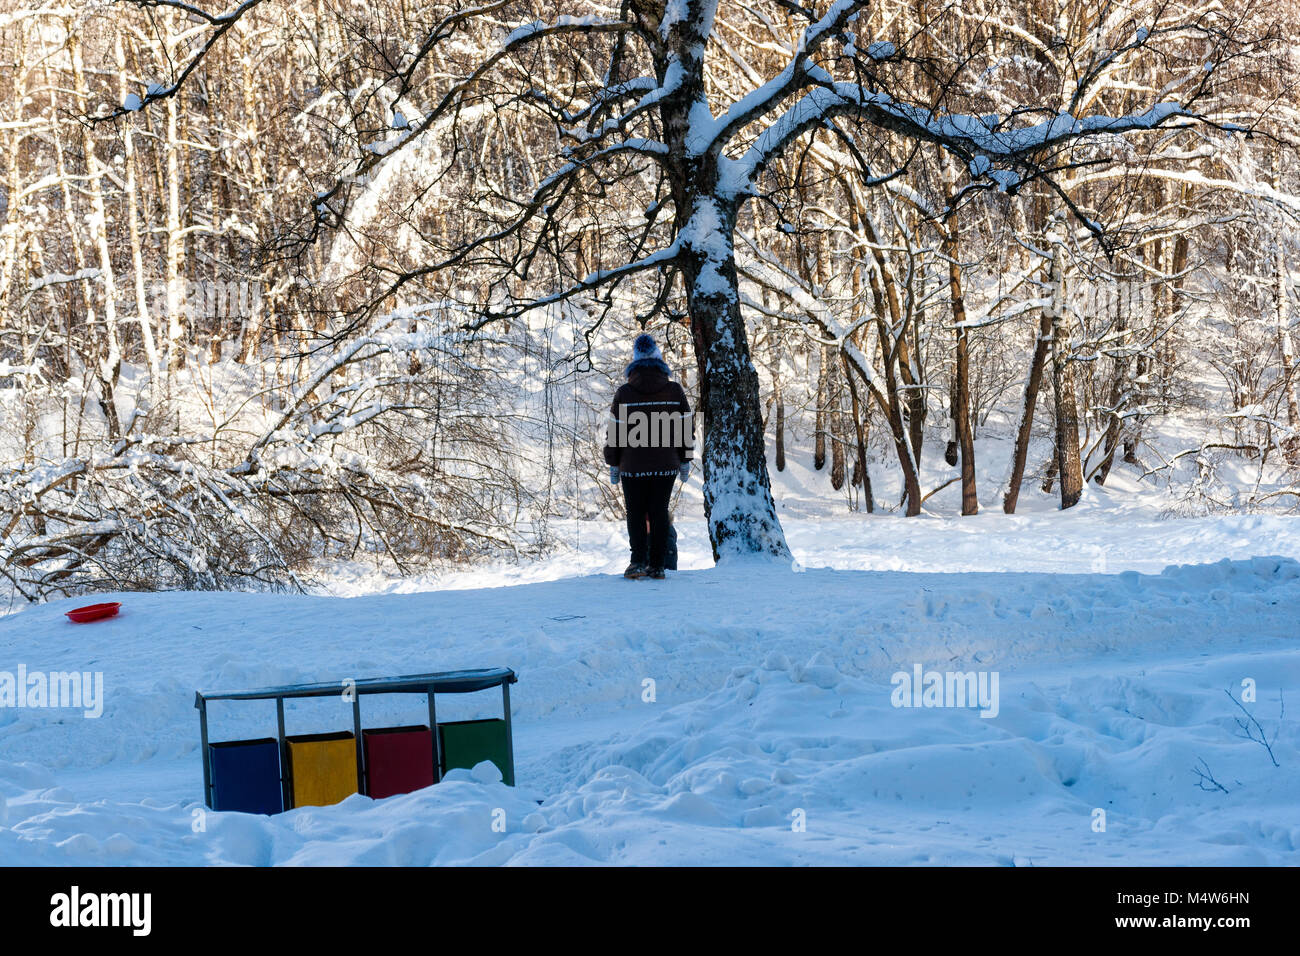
{"left": 70, "top": 29, "right": 123, "bottom": 438}
{"left": 1048, "top": 243, "right": 1084, "bottom": 508}
{"left": 940, "top": 185, "right": 977, "bottom": 515}
{"left": 164, "top": 96, "right": 185, "bottom": 375}
{"left": 116, "top": 34, "right": 158, "bottom": 382}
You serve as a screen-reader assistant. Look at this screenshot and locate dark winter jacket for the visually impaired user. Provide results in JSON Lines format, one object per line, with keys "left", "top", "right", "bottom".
{"left": 604, "top": 358, "right": 694, "bottom": 478}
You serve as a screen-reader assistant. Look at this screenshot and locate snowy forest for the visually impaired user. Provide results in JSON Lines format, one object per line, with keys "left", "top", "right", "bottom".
{"left": 1, "top": 0, "right": 1298, "bottom": 601}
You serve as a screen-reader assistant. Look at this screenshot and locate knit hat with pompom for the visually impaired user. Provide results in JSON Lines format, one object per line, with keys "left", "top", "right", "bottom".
{"left": 632, "top": 332, "right": 663, "bottom": 363}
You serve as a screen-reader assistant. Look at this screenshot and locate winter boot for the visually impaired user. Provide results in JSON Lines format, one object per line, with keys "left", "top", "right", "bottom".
{"left": 623, "top": 562, "right": 648, "bottom": 579}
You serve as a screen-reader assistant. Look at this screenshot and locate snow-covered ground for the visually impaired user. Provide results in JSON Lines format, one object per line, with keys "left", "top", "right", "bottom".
{"left": 2, "top": 466, "right": 1298, "bottom": 864}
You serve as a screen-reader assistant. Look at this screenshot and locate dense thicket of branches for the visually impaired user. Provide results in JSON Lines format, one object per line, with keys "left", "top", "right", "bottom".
{"left": 0, "top": 0, "right": 1297, "bottom": 598}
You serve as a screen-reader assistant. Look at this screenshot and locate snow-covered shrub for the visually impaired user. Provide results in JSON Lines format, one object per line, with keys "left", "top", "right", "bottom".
{"left": 0, "top": 312, "right": 534, "bottom": 601}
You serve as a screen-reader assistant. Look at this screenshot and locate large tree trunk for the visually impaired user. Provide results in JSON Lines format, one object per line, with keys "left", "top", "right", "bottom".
{"left": 683, "top": 200, "right": 789, "bottom": 559}
{"left": 659, "top": 8, "right": 789, "bottom": 560}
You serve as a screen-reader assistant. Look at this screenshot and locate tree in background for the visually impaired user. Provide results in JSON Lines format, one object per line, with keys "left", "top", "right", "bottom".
{"left": 0, "top": 0, "right": 1295, "bottom": 599}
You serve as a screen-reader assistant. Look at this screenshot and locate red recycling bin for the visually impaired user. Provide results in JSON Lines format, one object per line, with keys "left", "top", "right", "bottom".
{"left": 362, "top": 725, "right": 435, "bottom": 799}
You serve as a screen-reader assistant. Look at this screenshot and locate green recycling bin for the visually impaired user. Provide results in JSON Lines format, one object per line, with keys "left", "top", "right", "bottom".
{"left": 438, "top": 718, "right": 513, "bottom": 786}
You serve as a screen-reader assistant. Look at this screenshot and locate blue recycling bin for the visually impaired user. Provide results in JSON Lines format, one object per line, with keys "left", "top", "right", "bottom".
{"left": 197, "top": 668, "right": 518, "bottom": 814}
{"left": 208, "top": 737, "right": 283, "bottom": 814}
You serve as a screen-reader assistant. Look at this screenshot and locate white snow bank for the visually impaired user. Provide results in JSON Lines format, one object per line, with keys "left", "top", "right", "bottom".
{"left": 1, "top": 518, "right": 1297, "bottom": 865}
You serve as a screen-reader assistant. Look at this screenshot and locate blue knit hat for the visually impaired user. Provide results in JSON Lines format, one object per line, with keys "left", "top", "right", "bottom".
{"left": 632, "top": 333, "right": 663, "bottom": 363}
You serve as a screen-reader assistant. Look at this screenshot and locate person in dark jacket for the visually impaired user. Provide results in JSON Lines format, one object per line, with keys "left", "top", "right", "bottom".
{"left": 604, "top": 333, "right": 692, "bottom": 579}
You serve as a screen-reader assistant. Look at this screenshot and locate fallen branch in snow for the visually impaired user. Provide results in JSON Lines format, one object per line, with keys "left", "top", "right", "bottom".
{"left": 1226, "top": 688, "right": 1282, "bottom": 768}
{"left": 1192, "top": 757, "right": 1230, "bottom": 794}
{"left": 920, "top": 475, "right": 961, "bottom": 506}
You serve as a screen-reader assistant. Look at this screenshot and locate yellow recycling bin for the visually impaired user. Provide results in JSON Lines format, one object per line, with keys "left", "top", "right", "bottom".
{"left": 286, "top": 731, "right": 358, "bottom": 808}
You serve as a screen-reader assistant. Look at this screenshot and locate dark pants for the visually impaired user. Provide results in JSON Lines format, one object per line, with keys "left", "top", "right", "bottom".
{"left": 622, "top": 476, "right": 675, "bottom": 569}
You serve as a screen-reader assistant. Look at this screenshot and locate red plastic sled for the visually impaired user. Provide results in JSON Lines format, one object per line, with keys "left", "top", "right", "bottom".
{"left": 65, "top": 602, "right": 121, "bottom": 623}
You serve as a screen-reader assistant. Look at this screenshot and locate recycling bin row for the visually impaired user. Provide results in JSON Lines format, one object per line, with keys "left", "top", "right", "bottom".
{"left": 208, "top": 719, "right": 513, "bottom": 815}
{"left": 196, "top": 668, "right": 518, "bottom": 816}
